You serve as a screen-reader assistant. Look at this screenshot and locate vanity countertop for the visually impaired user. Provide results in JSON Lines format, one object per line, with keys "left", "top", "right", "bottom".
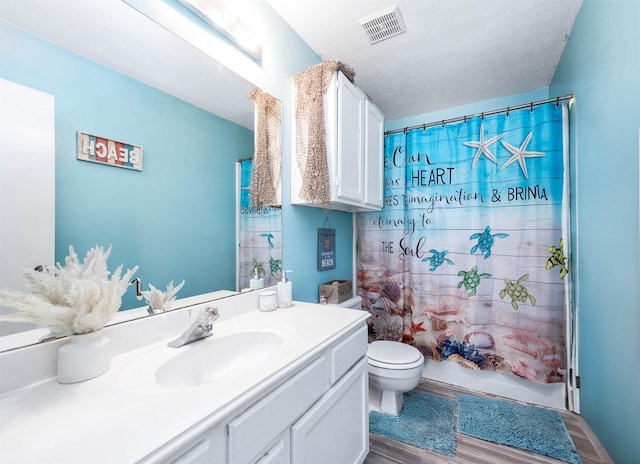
{"left": 0, "top": 300, "right": 369, "bottom": 463}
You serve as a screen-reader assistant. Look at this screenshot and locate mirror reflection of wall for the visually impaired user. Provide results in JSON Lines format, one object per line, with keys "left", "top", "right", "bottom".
{"left": 0, "top": 79, "right": 55, "bottom": 337}
{"left": 237, "top": 88, "right": 283, "bottom": 291}
{"left": 0, "top": 18, "right": 258, "bottom": 349}
{"left": 236, "top": 159, "right": 282, "bottom": 290}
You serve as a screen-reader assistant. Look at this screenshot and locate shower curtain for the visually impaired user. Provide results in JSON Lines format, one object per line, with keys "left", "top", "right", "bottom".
{"left": 237, "top": 159, "right": 282, "bottom": 290}
{"left": 356, "top": 102, "right": 571, "bottom": 385}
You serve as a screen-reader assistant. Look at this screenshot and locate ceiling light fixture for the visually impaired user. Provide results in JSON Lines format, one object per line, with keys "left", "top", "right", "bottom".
{"left": 177, "top": 0, "right": 262, "bottom": 60}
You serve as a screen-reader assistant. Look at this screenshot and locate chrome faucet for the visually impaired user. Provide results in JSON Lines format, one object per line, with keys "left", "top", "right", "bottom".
{"left": 168, "top": 306, "right": 219, "bottom": 348}
{"left": 130, "top": 278, "right": 143, "bottom": 300}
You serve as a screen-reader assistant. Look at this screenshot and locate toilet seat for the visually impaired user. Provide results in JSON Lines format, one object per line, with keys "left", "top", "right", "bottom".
{"left": 367, "top": 341, "right": 424, "bottom": 370}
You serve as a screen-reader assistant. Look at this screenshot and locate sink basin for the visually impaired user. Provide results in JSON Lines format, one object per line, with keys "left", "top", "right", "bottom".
{"left": 118, "top": 326, "right": 291, "bottom": 391}
{"left": 155, "top": 330, "right": 283, "bottom": 389}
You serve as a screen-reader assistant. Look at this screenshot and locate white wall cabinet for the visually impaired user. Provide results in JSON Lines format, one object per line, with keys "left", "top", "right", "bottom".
{"left": 363, "top": 100, "right": 384, "bottom": 209}
{"left": 159, "top": 324, "right": 369, "bottom": 464}
{"left": 292, "top": 71, "right": 384, "bottom": 212}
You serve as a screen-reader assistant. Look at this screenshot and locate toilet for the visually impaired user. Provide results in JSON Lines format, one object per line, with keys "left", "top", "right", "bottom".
{"left": 334, "top": 296, "right": 425, "bottom": 415}
{"left": 367, "top": 340, "right": 424, "bottom": 415}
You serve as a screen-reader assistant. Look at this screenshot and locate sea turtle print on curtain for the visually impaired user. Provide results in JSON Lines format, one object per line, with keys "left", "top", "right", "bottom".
{"left": 356, "top": 102, "right": 570, "bottom": 384}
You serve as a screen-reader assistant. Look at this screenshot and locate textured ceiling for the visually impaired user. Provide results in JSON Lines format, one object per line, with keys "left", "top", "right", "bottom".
{"left": 267, "top": 0, "right": 583, "bottom": 120}
{"left": 0, "top": 0, "right": 583, "bottom": 126}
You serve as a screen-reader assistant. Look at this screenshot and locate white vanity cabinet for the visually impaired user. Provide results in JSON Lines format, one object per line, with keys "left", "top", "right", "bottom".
{"left": 290, "top": 358, "right": 368, "bottom": 464}
{"left": 0, "top": 297, "right": 370, "bottom": 464}
{"left": 161, "top": 323, "right": 369, "bottom": 464}
{"left": 227, "top": 356, "right": 330, "bottom": 464}
{"left": 292, "top": 70, "right": 384, "bottom": 212}
{"left": 225, "top": 324, "right": 369, "bottom": 464}
{"left": 170, "top": 439, "right": 211, "bottom": 464}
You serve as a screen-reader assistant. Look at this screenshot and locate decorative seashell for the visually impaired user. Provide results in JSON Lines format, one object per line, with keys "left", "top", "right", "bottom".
{"left": 446, "top": 353, "right": 481, "bottom": 370}
{"left": 370, "top": 297, "right": 392, "bottom": 315}
{"left": 372, "top": 313, "right": 403, "bottom": 341}
{"left": 381, "top": 282, "right": 402, "bottom": 302}
{"left": 482, "top": 353, "right": 504, "bottom": 370}
{"left": 464, "top": 331, "right": 495, "bottom": 349}
{"left": 424, "top": 311, "right": 467, "bottom": 326}
{"left": 431, "top": 318, "right": 448, "bottom": 331}
{"left": 509, "top": 358, "right": 537, "bottom": 380}
{"left": 437, "top": 329, "right": 455, "bottom": 346}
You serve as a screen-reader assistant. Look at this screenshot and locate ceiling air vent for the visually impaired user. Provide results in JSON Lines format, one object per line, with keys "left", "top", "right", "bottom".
{"left": 358, "top": 5, "right": 406, "bottom": 45}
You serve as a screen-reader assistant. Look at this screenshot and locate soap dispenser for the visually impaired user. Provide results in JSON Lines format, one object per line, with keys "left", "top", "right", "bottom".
{"left": 277, "top": 270, "right": 293, "bottom": 308}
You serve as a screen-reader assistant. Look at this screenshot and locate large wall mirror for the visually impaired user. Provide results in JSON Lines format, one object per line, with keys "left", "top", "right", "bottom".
{"left": 0, "top": 0, "right": 281, "bottom": 349}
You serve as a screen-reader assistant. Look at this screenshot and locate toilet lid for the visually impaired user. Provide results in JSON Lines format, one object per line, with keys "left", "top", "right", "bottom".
{"left": 368, "top": 340, "right": 422, "bottom": 365}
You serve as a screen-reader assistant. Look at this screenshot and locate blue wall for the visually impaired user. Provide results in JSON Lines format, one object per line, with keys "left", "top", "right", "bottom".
{"left": 385, "top": 2, "right": 640, "bottom": 459}
{"left": 246, "top": 1, "right": 354, "bottom": 303}
{"left": 550, "top": 0, "right": 640, "bottom": 462}
{"left": 0, "top": 5, "right": 353, "bottom": 307}
{"left": 386, "top": 88, "right": 550, "bottom": 132}
{"left": 5, "top": 1, "right": 637, "bottom": 459}
{"left": 0, "top": 23, "right": 254, "bottom": 310}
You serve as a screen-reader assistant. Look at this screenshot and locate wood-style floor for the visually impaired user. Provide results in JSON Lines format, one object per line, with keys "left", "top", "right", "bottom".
{"left": 364, "top": 379, "right": 614, "bottom": 464}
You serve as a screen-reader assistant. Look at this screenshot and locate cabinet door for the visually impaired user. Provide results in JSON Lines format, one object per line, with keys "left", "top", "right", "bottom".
{"left": 364, "top": 100, "right": 384, "bottom": 209}
{"left": 335, "top": 73, "right": 365, "bottom": 204}
{"left": 256, "top": 438, "right": 289, "bottom": 464}
{"left": 291, "top": 358, "right": 369, "bottom": 464}
{"left": 228, "top": 356, "right": 328, "bottom": 463}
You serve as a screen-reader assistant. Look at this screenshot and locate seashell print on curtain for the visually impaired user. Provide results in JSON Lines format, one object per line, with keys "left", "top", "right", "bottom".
{"left": 356, "top": 102, "right": 571, "bottom": 384}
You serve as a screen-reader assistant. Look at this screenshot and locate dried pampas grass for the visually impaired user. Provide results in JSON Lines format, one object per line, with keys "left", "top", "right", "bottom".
{"left": 0, "top": 245, "right": 138, "bottom": 335}
{"left": 141, "top": 280, "right": 185, "bottom": 312}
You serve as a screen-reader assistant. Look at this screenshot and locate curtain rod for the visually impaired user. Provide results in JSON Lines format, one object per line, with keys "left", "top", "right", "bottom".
{"left": 384, "top": 94, "right": 574, "bottom": 136}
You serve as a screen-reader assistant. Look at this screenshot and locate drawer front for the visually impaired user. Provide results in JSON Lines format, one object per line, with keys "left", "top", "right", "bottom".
{"left": 170, "top": 439, "right": 209, "bottom": 464}
{"left": 329, "top": 324, "right": 368, "bottom": 384}
{"left": 228, "top": 355, "right": 328, "bottom": 464}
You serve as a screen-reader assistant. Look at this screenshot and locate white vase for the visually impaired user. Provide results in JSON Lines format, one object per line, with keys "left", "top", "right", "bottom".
{"left": 57, "top": 330, "right": 111, "bottom": 384}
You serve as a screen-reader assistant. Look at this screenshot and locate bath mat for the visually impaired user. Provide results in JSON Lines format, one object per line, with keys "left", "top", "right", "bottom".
{"left": 456, "top": 393, "right": 581, "bottom": 464}
{"left": 369, "top": 391, "right": 456, "bottom": 456}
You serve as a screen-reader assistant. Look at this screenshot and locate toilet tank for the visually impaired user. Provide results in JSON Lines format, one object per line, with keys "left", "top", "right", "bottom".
{"left": 332, "top": 296, "right": 362, "bottom": 310}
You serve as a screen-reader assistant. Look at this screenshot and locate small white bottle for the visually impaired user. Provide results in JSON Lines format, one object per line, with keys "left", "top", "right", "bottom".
{"left": 277, "top": 270, "right": 293, "bottom": 308}
{"left": 249, "top": 269, "right": 264, "bottom": 289}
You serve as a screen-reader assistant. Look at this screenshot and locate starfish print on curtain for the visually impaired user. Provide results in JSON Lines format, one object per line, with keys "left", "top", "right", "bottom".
{"left": 356, "top": 102, "right": 570, "bottom": 385}
{"left": 499, "top": 131, "right": 546, "bottom": 179}
{"left": 463, "top": 123, "right": 507, "bottom": 168}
